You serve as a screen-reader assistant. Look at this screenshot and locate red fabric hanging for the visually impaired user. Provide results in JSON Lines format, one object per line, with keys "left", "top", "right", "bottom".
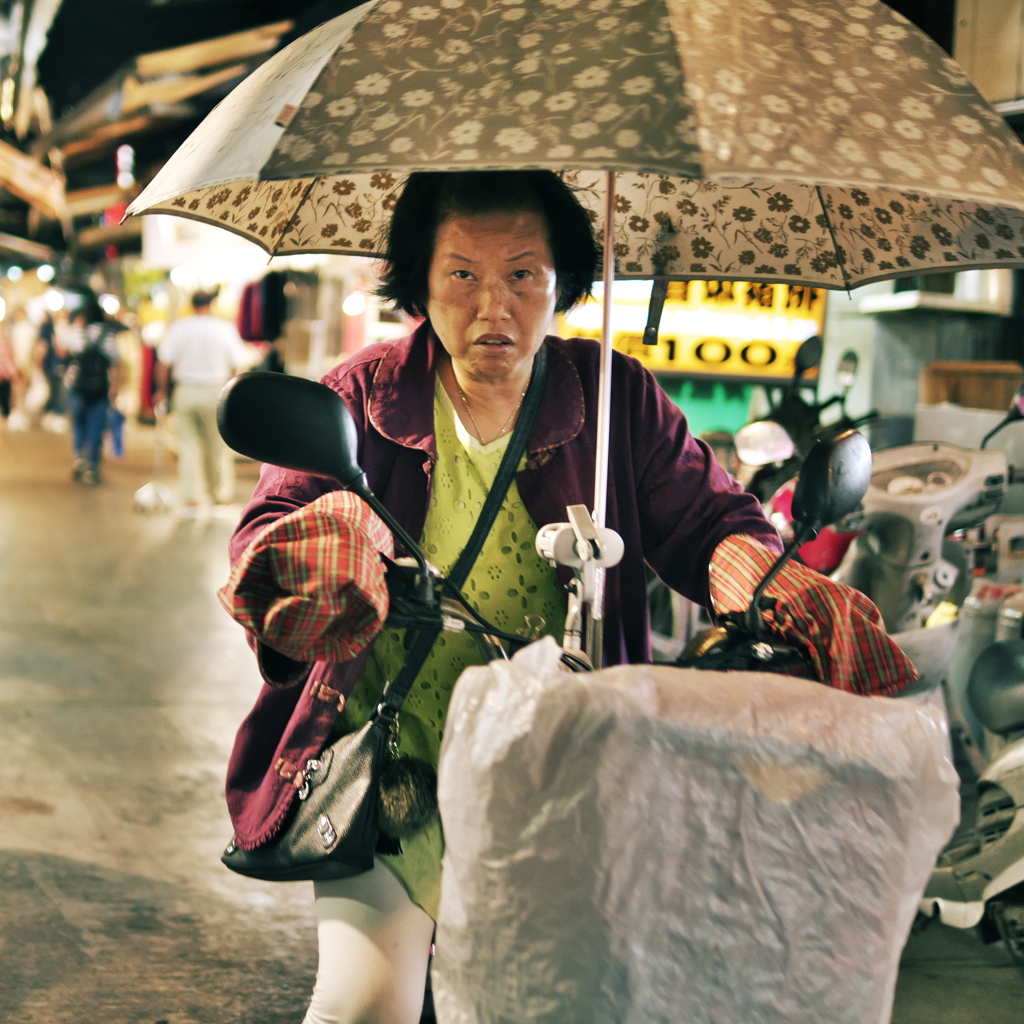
{"left": 237, "top": 281, "right": 265, "bottom": 341}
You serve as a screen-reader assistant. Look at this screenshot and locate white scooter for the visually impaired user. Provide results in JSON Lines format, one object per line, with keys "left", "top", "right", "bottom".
{"left": 920, "top": 640, "right": 1024, "bottom": 974}
{"left": 832, "top": 384, "right": 1024, "bottom": 634}
{"left": 831, "top": 442, "right": 1008, "bottom": 633}
{"left": 820, "top": 387, "right": 1024, "bottom": 974}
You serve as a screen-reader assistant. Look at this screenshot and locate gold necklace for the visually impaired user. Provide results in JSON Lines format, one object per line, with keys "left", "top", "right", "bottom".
{"left": 456, "top": 380, "right": 526, "bottom": 445}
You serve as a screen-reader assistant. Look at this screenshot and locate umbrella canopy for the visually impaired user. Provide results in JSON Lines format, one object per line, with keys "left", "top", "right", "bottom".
{"left": 129, "top": 0, "right": 1024, "bottom": 289}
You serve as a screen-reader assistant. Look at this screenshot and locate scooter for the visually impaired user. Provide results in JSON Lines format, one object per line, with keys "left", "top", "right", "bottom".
{"left": 817, "top": 386, "right": 1024, "bottom": 974}
{"left": 831, "top": 441, "right": 1007, "bottom": 634}
{"left": 920, "top": 639, "right": 1024, "bottom": 975}
{"left": 734, "top": 334, "right": 825, "bottom": 504}
{"left": 831, "top": 384, "right": 1024, "bottom": 635}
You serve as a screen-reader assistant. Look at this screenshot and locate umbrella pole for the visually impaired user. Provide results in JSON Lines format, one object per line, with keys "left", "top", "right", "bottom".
{"left": 586, "top": 170, "right": 617, "bottom": 668}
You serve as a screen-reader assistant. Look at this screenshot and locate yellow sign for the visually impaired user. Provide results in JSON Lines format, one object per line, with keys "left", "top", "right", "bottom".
{"left": 557, "top": 280, "right": 827, "bottom": 381}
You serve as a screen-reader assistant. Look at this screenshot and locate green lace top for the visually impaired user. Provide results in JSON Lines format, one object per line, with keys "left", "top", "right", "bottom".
{"left": 334, "top": 379, "right": 566, "bottom": 918}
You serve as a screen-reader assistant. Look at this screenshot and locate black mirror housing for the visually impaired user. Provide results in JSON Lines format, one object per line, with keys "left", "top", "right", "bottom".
{"left": 217, "top": 370, "right": 433, "bottom": 600}
{"left": 794, "top": 335, "right": 823, "bottom": 376}
{"left": 792, "top": 429, "right": 871, "bottom": 535}
{"left": 217, "top": 372, "right": 371, "bottom": 499}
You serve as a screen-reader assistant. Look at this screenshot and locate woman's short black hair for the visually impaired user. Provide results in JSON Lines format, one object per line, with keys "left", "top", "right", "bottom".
{"left": 377, "top": 170, "right": 598, "bottom": 318}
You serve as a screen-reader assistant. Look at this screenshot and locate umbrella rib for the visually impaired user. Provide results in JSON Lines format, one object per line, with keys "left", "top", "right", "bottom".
{"left": 814, "top": 185, "right": 852, "bottom": 295}
{"left": 269, "top": 176, "right": 322, "bottom": 257}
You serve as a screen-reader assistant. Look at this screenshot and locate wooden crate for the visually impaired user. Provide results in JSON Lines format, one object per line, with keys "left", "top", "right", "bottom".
{"left": 919, "top": 361, "right": 1024, "bottom": 412}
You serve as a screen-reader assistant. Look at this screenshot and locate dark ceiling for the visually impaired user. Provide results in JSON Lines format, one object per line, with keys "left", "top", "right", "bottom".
{"left": 888, "top": 0, "right": 956, "bottom": 54}
{"left": 38, "top": 0, "right": 348, "bottom": 116}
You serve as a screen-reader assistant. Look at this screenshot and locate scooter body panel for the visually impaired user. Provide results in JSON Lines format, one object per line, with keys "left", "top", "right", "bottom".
{"left": 982, "top": 740, "right": 1024, "bottom": 782}
{"left": 923, "top": 738, "right": 1024, "bottom": 923}
{"left": 920, "top": 892, "right": 986, "bottom": 927}
{"left": 834, "top": 443, "right": 1007, "bottom": 632}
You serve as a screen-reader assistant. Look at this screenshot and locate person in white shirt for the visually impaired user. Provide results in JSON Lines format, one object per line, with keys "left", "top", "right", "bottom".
{"left": 156, "top": 290, "right": 252, "bottom": 510}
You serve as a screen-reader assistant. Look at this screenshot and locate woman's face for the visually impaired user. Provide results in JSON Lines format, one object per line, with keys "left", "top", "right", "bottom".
{"left": 426, "top": 209, "right": 558, "bottom": 385}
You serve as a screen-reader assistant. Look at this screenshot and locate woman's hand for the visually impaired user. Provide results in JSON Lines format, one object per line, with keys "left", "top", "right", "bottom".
{"left": 709, "top": 534, "right": 918, "bottom": 696}
{"left": 219, "top": 490, "right": 394, "bottom": 668}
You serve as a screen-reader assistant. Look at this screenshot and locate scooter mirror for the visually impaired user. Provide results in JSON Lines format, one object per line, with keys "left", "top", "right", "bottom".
{"left": 791, "top": 428, "right": 871, "bottom": 534}
{"left": 217, "top": 371, "right": 435, "bottom": 604}
{"left": 980, "top": 382, "right": 1024, "bottom": 448}
{"left": 217, "top": 371, "right": 371, "bottom": 499}
{"left": 734, "top": 419, "right": 796, "bottom": 467}
{"left": 794, "top": 335, "right": 823, "bottom": 378}
{"left": 835, "top": 350, "right": 859, "bottom": 394}
{"left": 1013, "top": 382, "right": 1024, "bottom": 418}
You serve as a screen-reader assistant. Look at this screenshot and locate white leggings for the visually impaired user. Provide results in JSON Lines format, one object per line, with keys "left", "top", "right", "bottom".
{"left": 302, "top": 859, "right": 435, "bottom": 1024}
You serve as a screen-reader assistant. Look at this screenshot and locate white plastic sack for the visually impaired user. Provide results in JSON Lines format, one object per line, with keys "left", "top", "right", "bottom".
{"left": 433, "top": 638, "right": 960, "bottom": 1024}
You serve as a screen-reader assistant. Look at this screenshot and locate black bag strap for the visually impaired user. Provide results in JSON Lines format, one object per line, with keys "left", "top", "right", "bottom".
{"left": 449, "top": 343, "right": 548, "bottom": 588}
{"left": 380, "top": 344, "right": 549, "bottom": 713}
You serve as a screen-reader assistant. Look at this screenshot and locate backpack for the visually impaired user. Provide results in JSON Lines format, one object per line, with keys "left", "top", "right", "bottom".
{"left": 68, "top": 336, "right": 111, "bottom": 399}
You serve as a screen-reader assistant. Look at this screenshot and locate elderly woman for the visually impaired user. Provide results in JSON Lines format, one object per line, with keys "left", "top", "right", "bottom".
{"left": 221, "top": 170, "right": 914, "bottom": 1024}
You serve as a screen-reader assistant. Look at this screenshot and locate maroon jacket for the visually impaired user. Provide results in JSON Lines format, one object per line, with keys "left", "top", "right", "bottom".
{"left": 224, "top": 323, "right": 781, "bottom": 848}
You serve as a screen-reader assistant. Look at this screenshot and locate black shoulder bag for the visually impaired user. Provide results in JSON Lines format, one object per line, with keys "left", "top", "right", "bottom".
{"left": 222, "top": 346, "right": 549, "bottom": 881}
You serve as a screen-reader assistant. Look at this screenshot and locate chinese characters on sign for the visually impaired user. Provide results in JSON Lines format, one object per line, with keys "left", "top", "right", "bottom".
{"left": 558, "top": 280, "right": 827, "bottom": 382}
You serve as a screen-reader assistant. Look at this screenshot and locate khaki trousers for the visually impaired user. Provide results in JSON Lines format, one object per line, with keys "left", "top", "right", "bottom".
{"left": 172, "top": 382, "right": 234, "bottom": 504}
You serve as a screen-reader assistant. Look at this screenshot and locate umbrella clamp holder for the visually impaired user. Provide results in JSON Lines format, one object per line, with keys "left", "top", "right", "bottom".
{"left": 536, "top": 504, "right": 624, "bottom": 669}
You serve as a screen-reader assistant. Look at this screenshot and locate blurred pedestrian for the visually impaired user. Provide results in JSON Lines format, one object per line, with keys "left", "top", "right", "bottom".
{"left": 8, "top": 308, "right": 37, "bottom": 430}
{"left": 64, "top": 301, "right": 121, "bottom": 485}
{"left": 39, "top": 313, "right": 69, "bottom": 432}
{"left": 0, "top": 328, "right": 16, "bottom": 436}
{"left": 155, "top": 289, "right": 252, "bottom": 514}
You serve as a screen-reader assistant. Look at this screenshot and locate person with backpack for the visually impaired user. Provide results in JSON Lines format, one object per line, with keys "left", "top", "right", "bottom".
{"left": 64, "top": 300, "right": 120, "bottom": 485}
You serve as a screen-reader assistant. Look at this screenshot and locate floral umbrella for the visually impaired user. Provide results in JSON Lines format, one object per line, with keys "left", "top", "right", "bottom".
{"left": 128, "top": 0, "right": 1024, "bottom": 289}
{"left": 127, "top": 0, "right": 1024, "bottom": 653}
{"left": 140, "top": 169, "right": 1024, "bottom": 290}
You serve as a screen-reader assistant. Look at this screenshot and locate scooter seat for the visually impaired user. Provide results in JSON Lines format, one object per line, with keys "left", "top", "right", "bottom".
{"left": 967, "top": 640, "right": 1024, "bottom": 736}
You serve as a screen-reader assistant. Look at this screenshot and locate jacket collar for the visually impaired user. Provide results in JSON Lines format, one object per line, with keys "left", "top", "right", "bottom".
{"left": 368, "top": 320, "right": 585, "bottom": 459}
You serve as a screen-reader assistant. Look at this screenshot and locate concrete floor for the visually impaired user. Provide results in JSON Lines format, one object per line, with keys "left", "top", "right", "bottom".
{"left": 1, "top": 424, "right": 1022, "bottom": 1023}
{"left": 0, "top": 427, "right": 317, "bottom": 1024}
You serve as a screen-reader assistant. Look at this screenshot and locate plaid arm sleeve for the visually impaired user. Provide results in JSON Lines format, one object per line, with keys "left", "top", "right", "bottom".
{"left": 218, "top": 490, "right": 393, "bottom": 671}
{"left": 709, "top": 535, "right": 919, "bottom": 696}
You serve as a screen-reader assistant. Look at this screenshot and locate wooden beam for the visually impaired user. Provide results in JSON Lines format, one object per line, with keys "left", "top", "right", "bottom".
{"left": 0, "top": 138, "right": 66, "bottom": 221}
{"left": 134, "top": 20, "right": 293, "bottom": 79}
{"left": 121, "top": 64, "right": 249, "bottom": 115}
{"left": 67, "top": 182, "right": 138, "bottom": 218}
{"left": 0, "top": 230, "right": 57, "bottom": 263}
{"left": 30, "top": 71, "right": 131, "bottom": 158}
{"left": 60, "top": 115, "right": 157, "bottom": 158}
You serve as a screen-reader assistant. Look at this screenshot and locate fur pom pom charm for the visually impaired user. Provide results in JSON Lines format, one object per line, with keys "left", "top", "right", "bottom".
{"left": 377, "top": 756, "right": 438, "bottom": 840}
